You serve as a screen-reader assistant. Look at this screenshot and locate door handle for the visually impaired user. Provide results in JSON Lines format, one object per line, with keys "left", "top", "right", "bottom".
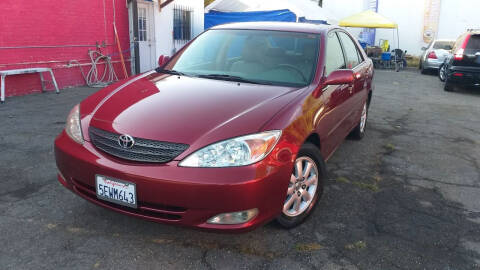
{"left": 340, "top": 84, "right": 353, "bottom": 94}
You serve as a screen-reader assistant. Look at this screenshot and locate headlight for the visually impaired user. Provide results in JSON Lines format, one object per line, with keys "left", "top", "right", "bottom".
{"left": 179, "top": 130, "right": 281, "bottom": 167}
{"left": 65, "top": 104, "right": 84, "bottom": 144}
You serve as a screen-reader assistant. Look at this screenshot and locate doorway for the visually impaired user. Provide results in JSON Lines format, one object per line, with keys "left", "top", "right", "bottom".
{"left": 137, "top": 2, "right": 156, "bottom": 73}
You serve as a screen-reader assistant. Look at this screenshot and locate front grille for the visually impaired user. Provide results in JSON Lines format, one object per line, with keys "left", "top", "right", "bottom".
{"left": 89, "top": 127, "right": 189, "bottom": 163}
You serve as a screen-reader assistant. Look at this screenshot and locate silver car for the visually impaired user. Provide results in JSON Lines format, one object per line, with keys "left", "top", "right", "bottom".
{"left": 420, "top": 39, "right": 455, "bottom": 74}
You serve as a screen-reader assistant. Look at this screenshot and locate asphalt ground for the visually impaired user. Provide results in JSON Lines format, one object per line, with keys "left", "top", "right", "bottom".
{"left": 1, "top": 69, "right": 479, "bottom": 270}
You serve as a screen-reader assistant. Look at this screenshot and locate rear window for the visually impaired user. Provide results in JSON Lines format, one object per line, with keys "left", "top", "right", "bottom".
{"left": 433, "top": 41, "right": 454, "bottom": 50}
{"left": 466, "top": 35, "right": 480, "bottom": 53}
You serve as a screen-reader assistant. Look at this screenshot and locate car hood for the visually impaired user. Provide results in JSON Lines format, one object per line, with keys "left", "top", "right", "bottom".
{"left": 83, "top": 72, "right": 300, "bottom": 149}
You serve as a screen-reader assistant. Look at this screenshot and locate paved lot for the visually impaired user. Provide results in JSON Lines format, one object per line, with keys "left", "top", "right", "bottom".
{"left": 1, "top": 70, "right": 480, "bottom": 270}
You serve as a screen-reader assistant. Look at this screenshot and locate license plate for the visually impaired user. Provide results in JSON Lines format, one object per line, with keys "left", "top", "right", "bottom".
{"left": 95, "top": 175, "right": 137, "bottom": 208}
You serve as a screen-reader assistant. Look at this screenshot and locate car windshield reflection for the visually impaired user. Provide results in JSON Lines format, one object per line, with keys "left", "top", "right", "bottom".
{"left": 163, "top": 29, "right": 320, "bottom": 87}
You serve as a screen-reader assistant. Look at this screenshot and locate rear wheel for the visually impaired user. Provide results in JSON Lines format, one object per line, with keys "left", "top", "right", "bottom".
{"left": 276, "top": 143, "right": 325, "bottom": 228}
{"left": 421, "top": 65, "right": 428, "bottom": 74}
{"left": 438, "top": 64, "right": 447, "bottom": 82}
{"left": 444, "top": 78, "right": 454, "bottom": 92}
{"left": 350, "top": 102, "right": 368, "bottom": 140}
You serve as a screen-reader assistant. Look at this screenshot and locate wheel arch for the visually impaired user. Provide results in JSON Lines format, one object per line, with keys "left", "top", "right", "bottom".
{"left": 367, "top": 90, "right": 373, "bottom": 108}
{"left": 304, "top": 132, "right": 321, "bottom": 150}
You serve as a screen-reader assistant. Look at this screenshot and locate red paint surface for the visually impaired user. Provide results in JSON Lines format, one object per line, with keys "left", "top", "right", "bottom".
{"left": 0, "top": 0, "right": 131, "bottom": 97}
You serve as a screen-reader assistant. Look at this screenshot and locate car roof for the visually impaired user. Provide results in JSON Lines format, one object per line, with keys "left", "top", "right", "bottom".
{"left": 211, "top": 21, "right": 337, "bottom": 34}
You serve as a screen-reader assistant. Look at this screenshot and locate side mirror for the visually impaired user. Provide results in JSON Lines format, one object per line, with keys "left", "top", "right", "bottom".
{"left": 421, "top": 47, "right": 427, "bottom": 51}
{"left": 158, "top": 55, "right": 170, "bottom": 68}
{"left": 324, "top": 70, "right": 354, "bottom": 86}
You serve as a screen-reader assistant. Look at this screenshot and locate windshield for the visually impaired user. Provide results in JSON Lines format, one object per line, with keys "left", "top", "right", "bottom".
{"left": 433, "top": 41, "right": 454, "bottom": 50}
{"left": 163, "top": 29, "right": 320, "bottom": 87}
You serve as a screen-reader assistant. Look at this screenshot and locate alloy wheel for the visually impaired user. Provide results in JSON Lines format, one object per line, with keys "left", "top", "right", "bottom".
{"left": 360, "top": 103, "right": 367, "bottom": 133}
{"left": 439, "top": 65, "right": 446, "bottom": 81}
{"left": 283, "top": 157, "right": 318, "bottom": 217}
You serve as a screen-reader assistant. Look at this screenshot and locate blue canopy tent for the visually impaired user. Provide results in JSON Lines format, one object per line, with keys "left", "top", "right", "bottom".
{"left": 298, "top": 17, "right": 328, "bottom": 25}
{"left": 204, "top": 9, "right": 297, "bottom": 30}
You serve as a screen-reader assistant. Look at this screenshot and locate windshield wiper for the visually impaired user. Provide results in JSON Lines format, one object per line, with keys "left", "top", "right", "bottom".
{"left": 197, "top": 74, "right": 273, "bottom": 85}
{"left": 156, "top": 68, "right": 186, "bottom": 76}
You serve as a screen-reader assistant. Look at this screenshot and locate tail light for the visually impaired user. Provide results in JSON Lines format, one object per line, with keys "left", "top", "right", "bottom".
{"left": 454, "top": 48, "right": 464, "bottom": 60}
{"left": 427, "top": 51, "right": 437, "bottom": 59}
{"left": 454, "top": 34, "right": 471, "bottom": 61}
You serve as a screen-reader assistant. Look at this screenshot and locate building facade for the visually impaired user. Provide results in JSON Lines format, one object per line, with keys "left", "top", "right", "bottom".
{"left": 131, "top": 0, "right": 204, "bottom": 73}
{"left": 0, "top": 0, "right": 203, "bottom": 98}
{"left": 0, "top": 0, "right": 131, "bottom": 97}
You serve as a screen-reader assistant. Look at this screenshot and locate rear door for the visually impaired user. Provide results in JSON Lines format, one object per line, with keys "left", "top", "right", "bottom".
{"left": 337, "top": 31, "right": 369, "bottom": 131}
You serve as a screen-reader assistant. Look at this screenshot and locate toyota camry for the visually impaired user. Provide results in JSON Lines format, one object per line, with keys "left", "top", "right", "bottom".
{"left": 54, "top": 22, "right": 374, "bottom": 232}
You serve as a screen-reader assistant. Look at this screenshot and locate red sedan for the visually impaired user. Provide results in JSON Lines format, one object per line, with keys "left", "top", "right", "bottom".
{"left": 55, "top": 22, "right": 374, "bottom": 232}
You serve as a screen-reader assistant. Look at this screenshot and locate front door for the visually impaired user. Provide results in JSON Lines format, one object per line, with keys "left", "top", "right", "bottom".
{"left": 316, "top": 31, "right": 351, "bottom": 159}
{"left": 137, "top": 2, "right": 155, "bottom": 73}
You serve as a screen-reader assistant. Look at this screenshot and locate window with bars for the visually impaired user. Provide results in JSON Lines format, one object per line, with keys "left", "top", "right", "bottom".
{"left": 173, "top": 6, "right": 192, "bottom": 41}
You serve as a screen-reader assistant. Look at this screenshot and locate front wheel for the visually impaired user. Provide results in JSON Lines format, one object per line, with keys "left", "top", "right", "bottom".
{"left": 276, "top": 143, "right": 325, "bottom": 228}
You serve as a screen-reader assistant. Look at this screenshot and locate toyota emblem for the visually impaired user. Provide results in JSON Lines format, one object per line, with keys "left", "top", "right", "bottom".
{"left": 118, "top": 134, "right": 135, "bottom": 149}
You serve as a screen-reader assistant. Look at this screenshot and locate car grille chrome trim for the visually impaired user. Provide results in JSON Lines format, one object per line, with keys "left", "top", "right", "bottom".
{"left": 89, "top": 127, "right": 189, "bottom": 163}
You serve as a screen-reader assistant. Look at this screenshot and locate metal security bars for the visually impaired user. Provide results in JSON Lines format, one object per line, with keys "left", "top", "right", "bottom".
{"left": 173, "top": 4, "right": 193, "bottom": 50}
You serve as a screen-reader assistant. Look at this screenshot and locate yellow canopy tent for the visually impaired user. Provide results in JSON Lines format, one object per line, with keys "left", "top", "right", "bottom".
{"left": 339, "top": 10, "right": 402, "bottom": 69}
{"left": 338, "top": 10, "right": 397, "bottom": 29}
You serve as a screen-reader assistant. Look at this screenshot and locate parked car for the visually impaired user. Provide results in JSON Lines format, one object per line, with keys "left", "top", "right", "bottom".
{"left": 440, "top": 29, "right": 480, "bottom": 91}
{"left": 419, "top": 39, "right": 455, "bottom": 74}
{"left": 54, "top": 22, "right": 374, "bottom": 232}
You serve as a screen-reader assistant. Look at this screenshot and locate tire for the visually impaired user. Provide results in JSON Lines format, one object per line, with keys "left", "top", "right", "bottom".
{"left": 438, "top": 64, "right": 447, "bottom": 82}
{"left": 421, "top": 65, "right": 428, "bottom": 74}
{"left": 350, "top": 102, "right": 368, "bottom": 140}
{"left": 276, "top": 143, "right": 325, "bottom": 228}
{"left": 444, "top": 78, "right": 454, "bottom": 92}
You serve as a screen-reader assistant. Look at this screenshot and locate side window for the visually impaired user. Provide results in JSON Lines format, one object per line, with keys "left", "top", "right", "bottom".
{"left": 338, "top": 32, "right": 361, "bottom": 69}
{"left": 356, "top": 47, "right": 363, "bottom": 63}
{"left": 325, "top": 32, "right": 346, "bottom": 76}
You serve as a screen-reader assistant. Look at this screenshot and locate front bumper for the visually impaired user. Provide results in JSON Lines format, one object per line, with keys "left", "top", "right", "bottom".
{"left": 54, "top": 131, "right": 294, "bottom": 232}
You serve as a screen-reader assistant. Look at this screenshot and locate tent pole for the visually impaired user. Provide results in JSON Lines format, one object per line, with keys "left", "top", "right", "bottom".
{"left": 392, "top": 28, "right": 395, "bottom": 51}
{"left": 397, "top": 28, "right": 400, "bottom": 50}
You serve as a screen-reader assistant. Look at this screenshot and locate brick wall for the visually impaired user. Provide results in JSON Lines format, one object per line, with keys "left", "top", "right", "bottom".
{"left": 0, "top": 0, "right": 132, "bottom": 97}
